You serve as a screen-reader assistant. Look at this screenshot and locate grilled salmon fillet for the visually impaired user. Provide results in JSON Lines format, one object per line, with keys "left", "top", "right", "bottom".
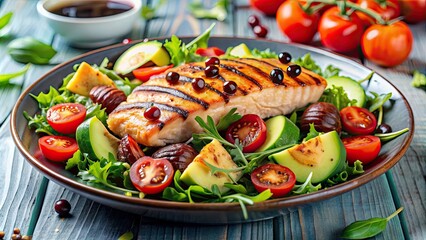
{"left": 107, "top": 58, "right": 327, "bottom": 146}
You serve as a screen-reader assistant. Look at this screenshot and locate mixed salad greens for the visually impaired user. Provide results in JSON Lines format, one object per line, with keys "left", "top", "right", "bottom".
{"left": 24, "top": 26, "right": 409, "bottom": 219}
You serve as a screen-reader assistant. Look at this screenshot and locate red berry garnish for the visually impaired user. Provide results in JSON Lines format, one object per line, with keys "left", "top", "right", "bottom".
{"left": 192, "top": 78, "right": 206, "bottom": 92}
{"left": 205, "top": 65, "right": 219, "bottom": 78}
{"left": 144, "top": 106, "right": 161, "bottom": 121}
{"left": 122, "top": 38, "right": 132, "bottom": 44}
{"left": 278, "top": 52, "right": 292, "bottom": 64}
{"left": 253, "top": 25, "right": 268, "bottom": 38}
{"left": 286, "top": 65, "right": 302, "bottom": 78}
{"left": 205, "top": 57, "right": 220, "bottom": 67}
{"left": 269, "top": 68, "right": 284, "bottom": 84}
{"left": 248, "top": 15, "right": 260, "bottom": 28}
{"left": 223, "top": 81, "right": 237, "bottom": 95}
{"left": 54, "top": 199, "right": 71, "bottom": 217}
{"left": 166, "top": 71, "right": 180, "bottom": 84}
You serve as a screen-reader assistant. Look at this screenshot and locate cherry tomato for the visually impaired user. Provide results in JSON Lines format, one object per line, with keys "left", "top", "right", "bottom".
{"left": 38, "top": 135, "right": 79, "bottom": 162}
{"left": 129, "top": 156, "right": 174, "bottom": 194}
{"left": 356, "top": 0, "right": 400, "bottom": 26}
{"left": 318, "top": 7, "right": 364, "bottom": 53}
{"left": 340, "top": 106, "right": 377, "bottom": 135}
{"left": 249, "top": 0, "right": 286, "bottom": 15}
{"left": 132, "top": 65, "right": 173, "bottom": 82}
{"left": 361, "top": 21, "right": 413, "bottom": 67}
{"left": 398, "top": 0, "right": 426, "bottom": 24}
{"left": 276, "top": 0, "right": 320, "bottom": 44}
{"left": 251, "top": 164, "right": 296, "bottom": 197}
{"left": 195, "top": 47, "right": 225, "bottom": 57}
{"left": 342, "top": 135, "right": 381, "bottom": 165}
{"left": 46, "top": 103, "right": 86, "bottom": 134}
{"left": 225, "top": 114, "right": 267, "bottom": 153}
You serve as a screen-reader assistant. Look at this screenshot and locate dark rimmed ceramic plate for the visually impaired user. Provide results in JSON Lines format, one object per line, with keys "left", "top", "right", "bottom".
{"left": 11, "top": 37, "right": 414, "bottom": 224}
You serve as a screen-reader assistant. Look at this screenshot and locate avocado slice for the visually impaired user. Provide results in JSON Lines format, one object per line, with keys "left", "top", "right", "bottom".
{"left": 269, "top": 131, "right": 346, "bottom": 183}
{"left": 229, "top": 43, "right": 254, "bottom": 58}
{"left": 256, "top": 115, "right": 300, "bottom": 152}
{"left": 113, "top": 41, "right": 170, "bottom": 75}
{"left": 180, "top": 139, "right": 243, "bottom": 194}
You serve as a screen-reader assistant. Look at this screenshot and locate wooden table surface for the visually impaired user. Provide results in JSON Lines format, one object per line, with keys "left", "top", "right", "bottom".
{"left": 0, "top": 0, "right": 425, "bottom": 239}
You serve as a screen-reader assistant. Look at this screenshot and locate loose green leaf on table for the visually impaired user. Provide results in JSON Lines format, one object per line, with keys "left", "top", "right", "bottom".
{"left": 340, "top": 207, "right": 404, "bottom": 239}
{"left": 0, "top": 63, "right": 30, "bottom": 85}
{"left": 0, "top": 12, "right": 13, "bottom": 30}
{"left": 189, "top": 0, "right": 230, "bottom": 21}
{"left": 411, "top": 70, "right": 426, "bottom": 90}
{"left": 7, "top": 37, "right": 57, "bottom": 64}
{"left": 141, "top": 0, "right": 167, "bottom": 20}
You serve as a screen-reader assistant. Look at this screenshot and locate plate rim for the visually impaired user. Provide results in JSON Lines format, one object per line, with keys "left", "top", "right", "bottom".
{"left": 10, "top": 36, "right": 415, "bottom": 212}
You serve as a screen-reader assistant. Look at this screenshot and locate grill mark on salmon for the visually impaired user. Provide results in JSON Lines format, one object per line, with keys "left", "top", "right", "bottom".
{"left": 303, "top": 73, "right": 323, "bottom": 86}
{"left": 114, "top": 102, "right": 189, "bottom": 119}
{"left": 188, "top": 65, "right": 248, "bottom": 95}
{"left": 134, "top": 85, "right": 210, "bottom": 109}
{"left": 219, "top": 64, "right": 263, "bottom": 89}
{"left": 178, "top": 75, "right": 230, "bottom": 103}
{"left": 225, "top": 59, "right": 281, "bottom": 86}
{"left": 249, "top": 58, "right": 311, "bottom": 87}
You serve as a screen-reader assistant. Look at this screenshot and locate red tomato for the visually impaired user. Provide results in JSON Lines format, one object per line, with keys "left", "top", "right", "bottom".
{"left": 340, "top": 106, "right": 377, "bottom": 135}
{"left": 46, "top": 103, "right": 86, "bottom": 134}
{"left": 38, "top": 136, "right": 79, "bottom": 162}
{"left": 398, "top": 0, "right": 426, "bottom": 24}
{"left": 249, "top": 0, "right": 286, "bottom": 15}
{"left": 361, "top": 21, "right": 413, "bottom": 67}
{"left": 356, "top": 0, "right": 400, "bottom": 26}
{"left": 318, "top": 7, "right": 364, "bottom": 53}
{"left": 225, "top": 114, "right": 267, "bottom": 153}
{"left": 195, "top": 47, "right": 225, "bottom": 57}
{"left": 132, "top": 65, "right": 173, "bottom": 82}
{"left": 129, "top": 156, "right": 174, "bottom": 194}
{"left": 251, "top": 164, "right": 296, "bottom": 197}
{"left": 276, "top": 0, "right": 320, "bottom": 44}
{"left": 342, "top": 135, "right": 381, "bottom": 165}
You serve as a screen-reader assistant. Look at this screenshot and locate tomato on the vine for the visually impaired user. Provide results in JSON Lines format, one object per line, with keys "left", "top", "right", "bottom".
{"left": 276, "top": 0, "right": 320, "bottom": 44}
{"left": 318, "top": 6, "right": 364, "bottom": 53}
{"left": 356, "top": 0, "right": 400, "bottom": 26}
{"left": 342, "top": 135, "right": 381, "bottom": 165}
{"left": 46, "top": 103, "right": 86, "bottom": 134}
{"left": 225, "top": 114, "right": 267, "bottom": 153}
{"left": 340, "top": 106, "right": 377, "bottom": 135}
{"left": 132, "top": 65, "right": 173, "bottom": 82}
{"left": 361, "top": 21, "right": 413, "bottom": 67}
{"left": 398, "top": 0, "right": 426, "bottom": 24}
{"left": 195, "top": 47, "right": 225, "bottom": 57}
{"left": 38, "top": 135, "right": 79, "bottom": 162}
{"left": 249, "top": 0, "right": 286, "bottom": 16}
{"left": 251, "top": 164, "right": 296, "bottom": 197}
{"left": 129, "top": 156, "right": 174, "bottom": 194}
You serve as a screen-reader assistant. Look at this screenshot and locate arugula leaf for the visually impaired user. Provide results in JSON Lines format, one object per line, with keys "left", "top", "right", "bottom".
{"left": 189, "top": 0, "right": 229, "bottom": 21}
{"left": 23, "top": 111, "right": 56, "bottom": 135}
{"left": 250, "top": 48, "right": 278, "bottom": 58}
{"left": 216, "top": 108, "right": 241, "bottom": 131}
{"left": 0, "top": 63, "right": 30, "bottom": 86}
{"left": 292, "top": 172, "right": 322, "bottom": 195}
{"left": 411, "top": 70, "right": 426, "bottom": 90}
{"left": 322, "top": 65, "right": 341, "bottom": 78}
{"left": 85, "top": 104, "right": 108, "bottom": 125}
{"left": 65, "top": 150, "right": 83, "bottom": 170}
{"left": 0, "top": 12, "right": 13, "bottom": 31}
{"left": 319, "top": 85, "right": 357, "bottom": 110}
{"left": 304, "top": 124, "right": 320, "bottom": 141}
{"left": 367, "top": 91, "right": 392, "bottom": 113}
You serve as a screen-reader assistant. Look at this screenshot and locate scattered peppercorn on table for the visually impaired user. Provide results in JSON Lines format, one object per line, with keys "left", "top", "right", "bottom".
{"left": 0, "top": 0, "right": 425, "bottom": 239}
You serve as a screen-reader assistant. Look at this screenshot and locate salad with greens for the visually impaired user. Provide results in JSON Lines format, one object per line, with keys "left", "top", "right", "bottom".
{"left": 24, "top": 25, "right": 408, "bottom": 219}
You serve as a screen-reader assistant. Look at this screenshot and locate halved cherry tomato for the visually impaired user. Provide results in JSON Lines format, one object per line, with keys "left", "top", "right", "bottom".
{"left": 46, "top": 103, "right": 86, "bottom": 134}
{"left": 356, "top": 0, "right": 400, "bottom": 27}
{"left": 225, "top": 114, "right": 267, "bottom": 153}
{"left": 251, "top": 164, "right": 296, "bottom": 197}
{"left": 195, "top": 47, "right": 225, "bottom": 57}
{"left": 129, "top": 156, "right": 174, "bottom": 194}
{"left": 38, "top": 135, "right": 79, "bottom": 162}
{"left": 276, "top": 0, "right": 320, "bottom": 44}
{"left": 132, "top": 65, "right": 173, "bottom": 82}
{"left": 342, "top": 135, "right": 381, "bottom": 165}
{"left": 340, "top": 106, "right": 377, "bottom": 135}
{"left": 318, "top": 6, "right": 364, "bottom": 53}
{"left": 361, "top": 21, "right": 413, "bottom": 67}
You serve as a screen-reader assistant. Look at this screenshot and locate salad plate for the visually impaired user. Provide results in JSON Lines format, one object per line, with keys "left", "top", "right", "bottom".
{"left": 11, "top": 37, "right": 414, "bottom": 223}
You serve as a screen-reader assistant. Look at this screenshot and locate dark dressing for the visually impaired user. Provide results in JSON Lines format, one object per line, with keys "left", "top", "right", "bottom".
{"left": 49, "top": 1, "right": 133, "bottom": 18}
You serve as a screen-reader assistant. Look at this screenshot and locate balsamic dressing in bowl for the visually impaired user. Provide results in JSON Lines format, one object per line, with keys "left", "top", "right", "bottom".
{"left": 49, "top": 1, "right": 133, "bottom": 18}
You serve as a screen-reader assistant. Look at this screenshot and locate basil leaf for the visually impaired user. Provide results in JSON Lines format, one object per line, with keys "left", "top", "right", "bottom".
{"left": 340, "top": 207, "right": 404, "bottom": 239}
{"left": 0, "top": 12, "right": 12, "bottom": 31}
{"left": 368, "top": 91, "right": 392, "bottom": 113}
{"left": 216, "top": 108, "right": 241, "bottom": 131}
{"left": 162, "top": 187, "right": 188, "bottom": 202}
{"left": 7, "top": 37, "right": 57, "bottom": 64}
{"left": 189, "top": 0, "right": 229, "bottom": 21}
{"left": 141, "top": 0, "right": 167, "bottom": 20}
{"left": 0, "top": 63, "right": 30, "bottom": 85}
